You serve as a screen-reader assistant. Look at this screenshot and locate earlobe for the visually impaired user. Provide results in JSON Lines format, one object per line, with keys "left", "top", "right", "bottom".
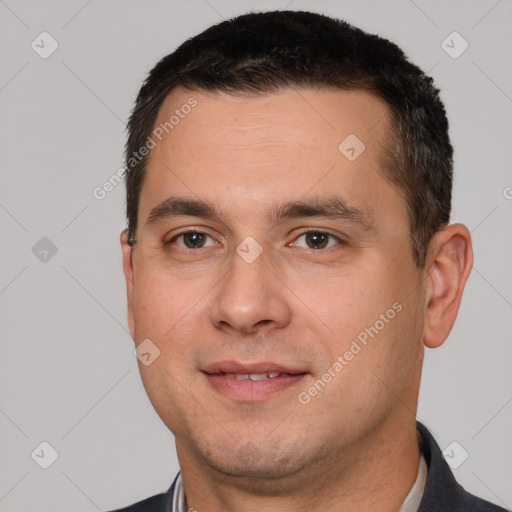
{"left": 423, "top": 224, "right": 473, "bottom": 349}
{"left": 120, "top": 229, "right": 135, "bottom": 338}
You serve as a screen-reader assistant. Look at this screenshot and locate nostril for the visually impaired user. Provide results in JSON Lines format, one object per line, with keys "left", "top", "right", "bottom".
{"left": 255, "top": 319, "right": 272, "bottom": 327}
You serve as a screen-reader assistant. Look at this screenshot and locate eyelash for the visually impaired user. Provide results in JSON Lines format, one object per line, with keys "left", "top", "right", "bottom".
{"left": 291, "top": 231, "right": 346, "bottom": 250}
{"left": 164, "top": 230, "right": 220, "bottom": 249}
{"left": 164, "top": 229, "right": 346, "bottom": 250}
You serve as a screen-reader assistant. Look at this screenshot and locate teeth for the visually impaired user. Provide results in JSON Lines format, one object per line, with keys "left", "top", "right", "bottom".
{"left": 248, "top": 373, "right": 268, "bottom": 381}
{"left": 222, "top": 372, "right": 281, "bottom": 380}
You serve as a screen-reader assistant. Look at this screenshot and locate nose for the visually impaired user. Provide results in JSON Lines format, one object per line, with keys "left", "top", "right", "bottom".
{"left": 210, "top": 244, "right": 292, "bottom": 335}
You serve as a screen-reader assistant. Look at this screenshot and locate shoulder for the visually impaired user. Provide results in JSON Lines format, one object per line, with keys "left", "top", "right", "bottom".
{"left": 417, "top": 422, "right": 508, "bottom": 512}
{"left": 107, "top": 491, "right": 168, "bottom": 512}
{"left": 106, "top": 475, "right": 177, "bottom": 512}
{"left": 459, "top": 490, "right": 509, "bottom": 511}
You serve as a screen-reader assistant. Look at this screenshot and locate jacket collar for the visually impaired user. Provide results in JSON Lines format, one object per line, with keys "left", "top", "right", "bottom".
{"left": 163, "top": 422, "right": 498, "bottom": 512}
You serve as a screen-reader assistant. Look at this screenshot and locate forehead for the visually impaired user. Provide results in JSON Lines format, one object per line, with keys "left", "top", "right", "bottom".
{"left": 138, "top": 85, "right": 407, "bottom": 234}
{"left": 154, "top": 85, "right": 391, "bottom": 148}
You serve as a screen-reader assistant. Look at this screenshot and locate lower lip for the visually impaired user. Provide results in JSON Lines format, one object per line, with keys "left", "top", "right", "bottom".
{"left": 204, "top": 373, "right": 307, "bottom": 401}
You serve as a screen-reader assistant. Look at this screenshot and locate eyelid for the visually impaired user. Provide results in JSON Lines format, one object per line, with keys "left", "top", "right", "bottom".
{"left": 163, "top": 227, "right": 346, "bottom": 249}
{"left": 164, "top": 227, "right": 222, "bottom": 246}
{"left": 289, "top": 228, "right": 347, "bottom": 246}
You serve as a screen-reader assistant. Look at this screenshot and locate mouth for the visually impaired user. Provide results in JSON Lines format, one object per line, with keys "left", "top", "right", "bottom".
{"left": 221, "top": 371, "right": 283, "bottom": 381}
{"left": 202, "top": 362, "right": 309, "bottom": 401}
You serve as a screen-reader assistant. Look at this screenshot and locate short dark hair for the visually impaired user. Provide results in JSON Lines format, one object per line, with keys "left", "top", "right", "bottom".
{"left": 125, "top": 10, "right": 453, "bottom": 268}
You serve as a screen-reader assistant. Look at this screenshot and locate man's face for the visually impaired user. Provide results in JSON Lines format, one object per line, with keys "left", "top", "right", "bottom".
{"left": 122, "top": 86, "right": 426, "bottom": 478}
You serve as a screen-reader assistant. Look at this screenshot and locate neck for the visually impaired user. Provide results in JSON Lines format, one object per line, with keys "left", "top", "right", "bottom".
{"left": 176, "top": 412, "right": 421, "bottom": 512}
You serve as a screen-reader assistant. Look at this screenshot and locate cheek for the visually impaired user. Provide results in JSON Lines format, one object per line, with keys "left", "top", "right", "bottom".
{"left": 131, "top": 265, "right": 198, "bottom": 340}
{"left": 287, "top": 262, "right": 392, "bottom": 347}
{"left": 298, "top": 259, "right": 422, "bottom": 395}
{"left": 131, "top": 264, "right": 214, "bottom": 380}
{"left": 303, "top": 302, "right": 422, "bottom": 440}
{"left": 360, "top": 298, "right": 424, "bottom": 404}
{"left": 131, "top": 268, "right": 203, "bottom": 428}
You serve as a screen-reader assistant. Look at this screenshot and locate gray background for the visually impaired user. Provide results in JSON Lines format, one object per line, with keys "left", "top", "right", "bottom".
{"left": 1, "top": 0, "right": 511, "bottom": 510}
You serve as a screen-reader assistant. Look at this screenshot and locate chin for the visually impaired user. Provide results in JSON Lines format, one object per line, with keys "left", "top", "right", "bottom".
{"left": 195, "top": 436, "right": 317, "bottom": 482}
{"left": 208, "top": 455, "right": 303, "bottom": 481}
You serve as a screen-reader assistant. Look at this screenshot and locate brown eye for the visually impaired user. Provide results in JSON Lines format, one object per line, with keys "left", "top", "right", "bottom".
{"left": 305, "top": 232, "right": 329, "bottom": 249}
{"left": 292, "top": 231, "right": 342, "bottom": 250}
{"left": 166, "top": 231, "right": 218, "bottom": 249}
{"left": 182, "top": 232, "right": 207, "bottom": 248}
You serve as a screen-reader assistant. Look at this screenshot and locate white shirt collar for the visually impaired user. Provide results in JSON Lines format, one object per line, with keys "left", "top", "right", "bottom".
{"left": 398, "top": 453, "right": 428, "bottom": 512}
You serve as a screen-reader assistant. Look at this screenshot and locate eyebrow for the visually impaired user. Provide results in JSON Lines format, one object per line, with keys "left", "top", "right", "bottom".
{"left": 146, "top": 197, "right": 219, "bottom": 226}
{"left": 269, "top": 197, "right": 374, "bottom": 230}
{"left": 144, "top": 196, "right": 374, "bottom": 231}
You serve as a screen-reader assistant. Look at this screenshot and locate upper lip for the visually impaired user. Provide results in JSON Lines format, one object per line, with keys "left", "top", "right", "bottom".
{"left": 202, "top": 361, "right": 307, "bottom": 375}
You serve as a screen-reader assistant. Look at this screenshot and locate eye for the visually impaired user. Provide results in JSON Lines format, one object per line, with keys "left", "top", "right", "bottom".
{"left": 291, "top": 231, "right": 344, "bottom": 250}
{"left": 166, "top": 231, "right": 219, "bottom": 249}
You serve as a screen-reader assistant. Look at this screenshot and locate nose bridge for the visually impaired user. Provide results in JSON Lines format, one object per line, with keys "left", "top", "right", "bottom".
{"left": 211, "top": 240, "right": 291, "bottom": 334}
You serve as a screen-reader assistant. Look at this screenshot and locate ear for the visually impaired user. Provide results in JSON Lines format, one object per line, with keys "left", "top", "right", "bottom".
{"left": 120, "top": 229, "right": 135, "bottom": 339}
{"left": 423, "top": 223, "right": 473, "bottom": 349}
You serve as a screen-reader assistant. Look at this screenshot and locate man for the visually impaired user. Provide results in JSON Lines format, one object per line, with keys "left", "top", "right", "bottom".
{"left": 113, "top": 10, "right": 506, "bottom": 512}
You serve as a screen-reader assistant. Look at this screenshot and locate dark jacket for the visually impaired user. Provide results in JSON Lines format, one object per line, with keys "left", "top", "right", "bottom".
{"left": 109, "top": 422, "right": 508, "bottom": 511}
